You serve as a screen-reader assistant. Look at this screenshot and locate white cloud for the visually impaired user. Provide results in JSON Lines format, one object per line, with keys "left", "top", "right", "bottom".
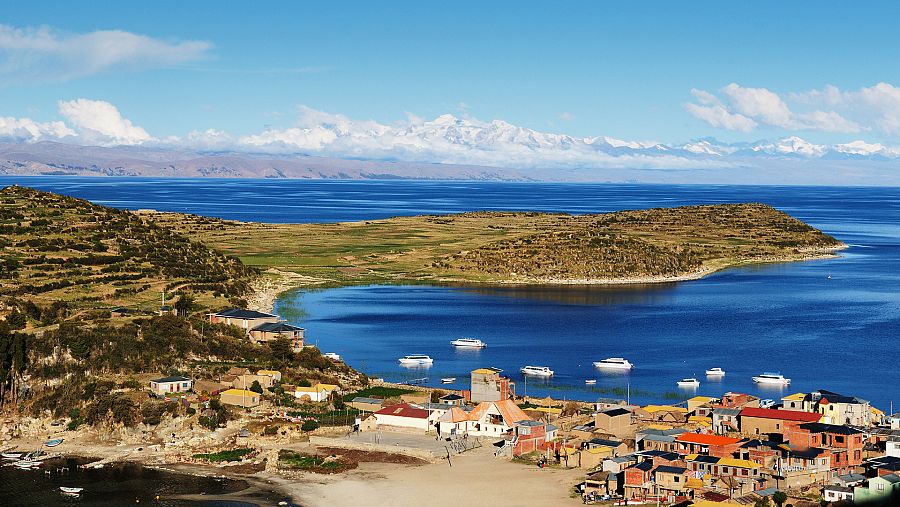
{"left": 0, "top": 24, "right": 212, "bottom": 84}
{"left": 684, "top": 89, "right": 757, "bottom": 132}
{"left": 687, "top": 83, "right": 860, "bottom": 133}
{"left": 794, "top": 82, "right": 900, "bottom": 135}
{"left": 559, "top": 112, "right": 575, "bottom": 121}
{"left": 0, "top": 116, "right": 74, "bottom": 141}
{"left": 57, "top": 99, "right": 152, "bottom": 145}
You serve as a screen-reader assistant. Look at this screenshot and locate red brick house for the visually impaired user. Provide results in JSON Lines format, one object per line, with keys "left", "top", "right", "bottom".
{"left": 784, "top": 422, "right": 865, "bottom": 474}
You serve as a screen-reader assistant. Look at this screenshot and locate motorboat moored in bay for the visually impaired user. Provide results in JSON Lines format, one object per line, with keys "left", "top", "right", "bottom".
{"left": 450, "top": 338, "right": 487, "bottom": 348}
{"left": 399, "top": 355, "right": 433, "bottom": 365}
{"left": 752, "top": 372, "right": 791, "bottom": 386}
{"left": 705, "top": 367, "right": 725, "bottom": 376}
{"left": 520, "top": 365, "right": 554, "bottom": 377}
{"left": 593, "top": 358, "right": 634, "bottom": 370}
{"left": 677, "top": 378, "right": 700, "bottom": 388}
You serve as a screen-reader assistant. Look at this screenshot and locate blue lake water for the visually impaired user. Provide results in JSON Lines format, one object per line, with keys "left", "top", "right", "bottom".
{"left": 3, "top": 176, "right": 899, "bottom": 410}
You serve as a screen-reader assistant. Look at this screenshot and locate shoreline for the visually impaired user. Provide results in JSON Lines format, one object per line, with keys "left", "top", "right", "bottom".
{"left": 0, "top": 433, "right": 584, "bottom": 507}
{"left": 248, "top": 244, "right": 848, "bottom": 307}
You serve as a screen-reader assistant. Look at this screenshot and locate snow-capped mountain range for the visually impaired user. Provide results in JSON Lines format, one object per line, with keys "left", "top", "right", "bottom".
{"left": 3, "top": 109, "right": 900, "bottom": 184}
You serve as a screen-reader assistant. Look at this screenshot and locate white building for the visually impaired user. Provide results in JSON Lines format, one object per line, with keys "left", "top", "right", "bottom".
{"left": 149, "top": 376, "right": 193, "bottom": 396}
{"left": 438, "top": 399, "right": 531, "bottom": 437}
{"left": 373, "top": 403, "right": 430, "bottom": 431}
{"left": 823, "top": 485, "right": 854, "bottom": 503}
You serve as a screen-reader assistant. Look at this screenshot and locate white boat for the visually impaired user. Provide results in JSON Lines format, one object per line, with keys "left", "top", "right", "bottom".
{"left": 677, "top": 378, "right": 700, "bottom": 388}
{"left": 585, "top": 379, "right": 597, "bottom": 385}
{"left": 450, "top": 338, "right": 486, "bottom": 348}
{"left": 1, "top": 452, "right": 23, "bottom": 459}
{"left": 14, "top": 460, "right": 42, "bottom": 468}
{"left": 440, "top": 377, "right": 456, "bottom": 383}
{"left": 398, "top": 355, "right": 433, "bottom": 365}
{"left": 323, "top": 352, "right": 342, "bottom": 361}
{"left": 752, "top": 372, "right": 791, "bottom": 385}
{"left": 705, "top": 367, "right": 725, "bottom": 376}
{"left": 59, "top": 487, "right": 83, "bottom": 494}
{"left": 593, "top": 358, "right": 634, "bottom": 370}
{"left": 520, "top": 365, "right": 554, "bottom": 377}
{"left": 759, "top": 399, "right": 776, "bottom": 408}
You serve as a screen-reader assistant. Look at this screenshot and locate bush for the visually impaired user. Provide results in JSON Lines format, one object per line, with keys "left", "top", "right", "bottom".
{"left": 192, "top": 448, "right": 253, "bottom": 462}
{"left": 301, "top": 420, "right": 319, "bottom": 432}
{"left": 249, "top": 380, "right": 264, "bottom": 394}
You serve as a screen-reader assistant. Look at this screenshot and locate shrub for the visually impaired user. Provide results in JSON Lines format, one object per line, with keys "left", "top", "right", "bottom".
{"left": 301, "top": 420, "right": 319, "bottom": 432}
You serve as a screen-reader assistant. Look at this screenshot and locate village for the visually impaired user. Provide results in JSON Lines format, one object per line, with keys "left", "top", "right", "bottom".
{"left": 108, "top": 307, "right": 900, "bottom": 506}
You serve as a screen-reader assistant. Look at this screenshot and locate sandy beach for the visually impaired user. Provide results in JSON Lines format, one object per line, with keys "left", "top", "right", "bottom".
{"left": 2, "top": 429, "right": 584, "bottom": 507}
{"left": 280, "top": 446, "right": 585, "bottom": 507}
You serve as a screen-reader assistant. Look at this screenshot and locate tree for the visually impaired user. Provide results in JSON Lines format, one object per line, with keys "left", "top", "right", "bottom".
{"left": 772, "top": 491, "right": 787, "bottom": 507}
{"left": 430, "top": 389, "right": 445, "bottom": 403}
{"left": 754, "top": 497, "right": 771, "bottom": 507}
{"left": 268, "top": 337, "right": 293, "bottom": 363}
{"left": 173, "top": 295, "right": 196, "bottom": 317}
{"left": 249, "top": 380, "right": 264, "bottom": 394}
{"left": 301, "top": 420, "right": 319, "bottom": 433}
{"left": 5, "top": 310, "right": 25, "bottom": 330}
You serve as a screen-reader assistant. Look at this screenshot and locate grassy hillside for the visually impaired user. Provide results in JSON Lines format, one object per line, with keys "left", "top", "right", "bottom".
{"left": 0, "top": 185, "right": 256, "bottom": 317}
{"left": 150, "top": 202, "right": 843, "bottom": 286}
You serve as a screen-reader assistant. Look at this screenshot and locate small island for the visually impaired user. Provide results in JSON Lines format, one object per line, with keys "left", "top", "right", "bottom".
{"left": 149, "top": 201, "right": 845, "bottom": 297}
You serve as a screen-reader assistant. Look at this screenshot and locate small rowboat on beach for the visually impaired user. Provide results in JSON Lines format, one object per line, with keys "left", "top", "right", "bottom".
{"left": 14, "top": 460, "right": 42, "bottom": 469}
{"left": 1, "top": 451, "right": 24, "bottom": 459}
{"left": 59, "top": 487, "right": 84, "bottom": 494}
{"left": 45, "top": 438, "right": 64, "bottom": 447}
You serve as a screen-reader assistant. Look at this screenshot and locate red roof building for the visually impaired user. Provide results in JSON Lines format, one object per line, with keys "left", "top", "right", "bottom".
{"left": 676, "top": 433, "right": 744, "bottom": 457}
{"left": 739, "top": 408, "right": 821, "bottom": 438}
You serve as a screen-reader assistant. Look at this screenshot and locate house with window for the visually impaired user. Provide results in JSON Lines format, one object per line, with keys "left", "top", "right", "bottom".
{"left": 469, "top": 368, "right": 514, "bottom": 402}
{"left": 208, "top": 308, "right": 281, "bottom": 332}
{"left": 466, "top": 399, "right": 531, "bottom": 437}
{"left": 624, "top": 460, "right": 655, "bottom": 499}
{"left": 853, "top": 473, "right": 900, "bottom": 504}
{"left": 738, "top": 407, "right": 821, "bottom": 437}
{"left": 595, "top": 407, "right": 634, "bottom": 438}
{"left": 712, "top": 408, "right": 742, "bottom": 434}
{"left": 654, "top": 465, "right": 689, "bottom": 496}
{"left": 439, "top": 393, "right": 466, "bottom": 406}
{"left": 823, "top": 485, "right": 854, "bottom": 503}
{"left": 373, "top": 403, "right": 430, "bottom": 431}
{"left": 781, "top": 392, "right": 806, "bottom": 410}
{"left": 220, "top": 388, "right": 260, "bottom": 408}
{"left": 248, "top": 322, "right": 305, "bottom": 349}
{"left": 685, "top": 454, "right": 763, "bottom": 495}
{"left": 636, "top": 427, "right": 687, "bottom": 453}
{"left": 785, "top": 422, "right": 865, "bottom": 474}
{"left": 794, "top": 389, "right": 872, "bottom": 426}
{"left": 149, "top": 375, "right": 193, "bottom": 396}
{"left": 675, "top": 433, "right": 744, "bottom": 458}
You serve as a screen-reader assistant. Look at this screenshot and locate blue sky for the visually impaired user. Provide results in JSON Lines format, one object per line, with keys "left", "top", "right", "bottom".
{"left": 3, "top": 0, "right": 900, "bottom": 170}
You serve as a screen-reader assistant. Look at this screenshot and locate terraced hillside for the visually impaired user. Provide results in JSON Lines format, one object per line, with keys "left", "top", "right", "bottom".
{"left": 0, "top": 185, "right": 256, "bottom": 314}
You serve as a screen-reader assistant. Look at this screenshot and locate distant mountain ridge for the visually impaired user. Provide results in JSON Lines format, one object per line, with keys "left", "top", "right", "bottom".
{"left": 3, "top": 117, "right": 900, "bottom": 185}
